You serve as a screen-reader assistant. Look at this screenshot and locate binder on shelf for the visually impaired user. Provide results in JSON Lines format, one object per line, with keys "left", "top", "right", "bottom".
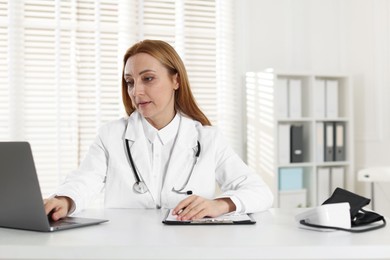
{"left": 326, "top": 80, "right": 339, "bottom": 118}
{"left": 314, "top": 79, "right": 326, "bottom": 118}
{"left": 278, "top": 124, "right": 290, "bottom": 164}
{"left": 334, "top": 122, "right": 346, "bottom": 161}
{"left": 330, "top": 167, "right": 345, "bottom": 191}
{"left": 276, "top": 78, "right": 288, "bottom": 118}
{"left": 316, "top": 122, "right": 324, "bottom": 162}
{"left": 278, "top": 167, "right": 303, "bottom": 191}
{"left": 324, "top": 122, "right": 334, "bottom": 161}
{"left": 279, "top": 189, "right": 307, "bottom": 208}
{"left": 290, "top": 124, "right": 304, "bottom": 163}
{"left": 317, "top": 167, "right": 331, "bottom": 205}
{"left": 288, "top": 79, "right": 302, "bottom": 118}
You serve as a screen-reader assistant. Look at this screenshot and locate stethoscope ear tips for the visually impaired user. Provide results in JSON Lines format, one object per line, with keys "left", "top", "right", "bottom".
{"left": 186, "top": 191, "right": 193, "bottom": 195}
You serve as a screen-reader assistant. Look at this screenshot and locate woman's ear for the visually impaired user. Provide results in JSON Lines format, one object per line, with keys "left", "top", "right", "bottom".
{"left": 173, "top": 73, "right": 180, "bottom": 90}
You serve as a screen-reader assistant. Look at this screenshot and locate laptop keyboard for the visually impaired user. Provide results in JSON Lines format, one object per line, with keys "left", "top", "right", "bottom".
{"left": 50, "top": 219, "right": 78, "bottom": 227}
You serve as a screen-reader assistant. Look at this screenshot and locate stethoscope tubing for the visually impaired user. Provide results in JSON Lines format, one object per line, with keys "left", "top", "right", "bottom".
{"left": 125, "top": 138, "right": 200, "bottom": 195}
{"left": 171, "top": 141, "right": 200, "bottom": 193}
{"left": 125, "top": 139, "right": 141, "bottom": 183}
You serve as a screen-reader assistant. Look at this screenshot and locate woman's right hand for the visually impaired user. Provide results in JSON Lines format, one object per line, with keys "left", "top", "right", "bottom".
{"left": 43, "top": 196, "right": 73, "bottom": 221}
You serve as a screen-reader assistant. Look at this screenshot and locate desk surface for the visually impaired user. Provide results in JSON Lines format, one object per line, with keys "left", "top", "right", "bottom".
{"left": 0, "top": 208, "right": 389, "bottom": 260}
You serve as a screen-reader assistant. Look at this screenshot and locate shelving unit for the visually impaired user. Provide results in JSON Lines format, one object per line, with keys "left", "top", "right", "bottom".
{"left": 245, "top": 69, "right": 354, "bottom": 208}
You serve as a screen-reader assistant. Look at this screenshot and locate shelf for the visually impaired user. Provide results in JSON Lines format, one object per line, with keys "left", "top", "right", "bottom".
{"left": 246, "top": 70, "right": 354, "bottom": 208}
{"left": 278, "top": 163, "right": 313, "bottom": 168}
{"left": 277, "top": 118, "right": 313, "bottom": 122}
{"left": 314, "top": 118, "right": 350, "bottom": 122}
{"left": 316, "top": 161, "right": 350, "bottom": 167}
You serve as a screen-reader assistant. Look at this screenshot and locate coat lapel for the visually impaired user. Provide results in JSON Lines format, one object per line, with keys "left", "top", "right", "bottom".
{"left": 162, "top": 115, "right": 199, "bottom": 192}
{"left": 124, "top": 113, "right": 200, "bottom": 197}
{"left": 124, "top": 112, "right": 152, "bottom": 189}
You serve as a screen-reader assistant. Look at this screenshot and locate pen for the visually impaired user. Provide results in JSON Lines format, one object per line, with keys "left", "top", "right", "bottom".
{"left": 191, "top": 219, "right": 234, "bottom": 224}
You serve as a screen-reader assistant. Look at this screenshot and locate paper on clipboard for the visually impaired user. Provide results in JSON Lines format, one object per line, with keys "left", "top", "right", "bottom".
{"left": 162, "top": 209, "right": 256, "bottom": 225}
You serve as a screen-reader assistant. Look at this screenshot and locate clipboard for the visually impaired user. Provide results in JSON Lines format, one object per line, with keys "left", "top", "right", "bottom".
{"left": 162, "top": 209, "right": 256, "bottom": 225}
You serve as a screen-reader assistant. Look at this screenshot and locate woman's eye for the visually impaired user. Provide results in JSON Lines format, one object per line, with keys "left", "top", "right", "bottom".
{"left": 143, "top": 76, "right": 154, "bottom": 82}
{"left": 126, "top": 81, "right": 134, "bottom": 88}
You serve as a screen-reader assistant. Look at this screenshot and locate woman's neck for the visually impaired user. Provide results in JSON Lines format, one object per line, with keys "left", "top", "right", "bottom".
{"left": 145, "top": 110, "right": 176, "bottom": 130}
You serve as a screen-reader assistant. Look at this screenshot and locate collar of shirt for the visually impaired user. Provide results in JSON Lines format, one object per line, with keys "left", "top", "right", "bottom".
{"left": 141, "top": 113, "right": 181, "bottom": 145}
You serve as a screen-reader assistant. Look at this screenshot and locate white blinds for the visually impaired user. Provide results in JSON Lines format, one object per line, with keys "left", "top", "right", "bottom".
{"left": 139, "top": 0, "right": 219, "bottom": 123}
{"left": 183, "top": 0, "right": 218, "bottom": 123}
{"left": 216, "top": 0, "right": 239, "bottom": 151}
{"left": 0, "top": 1, "right": 8, "bottom": 140}
{"left": 74, "top": 0, "right": 124, "bottom": 161}
{"left": 1, "top": 0, "right": 236, "bottom": 197}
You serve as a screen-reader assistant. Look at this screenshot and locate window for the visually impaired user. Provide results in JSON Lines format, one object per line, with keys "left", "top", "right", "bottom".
{"left": 0, "top": 0, "right": 236, "bottom": 197}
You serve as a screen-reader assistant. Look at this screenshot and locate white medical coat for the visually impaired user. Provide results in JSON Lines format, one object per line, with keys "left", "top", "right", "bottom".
{"left": 55, "top": 112, "right": 273, "bottom": 214}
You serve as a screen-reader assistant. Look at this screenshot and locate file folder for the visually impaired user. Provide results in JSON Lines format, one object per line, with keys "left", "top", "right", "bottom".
{"left": 316, "top": 122, "right": 324, "bottom": 162}
{"left": 330, "top": 167, "right": 345, "bottom": 191}
{"left": 289, "top": 79, "right": 302, "bottom": 118}
{"left": 324, "top": 122, "right": 334, "bottom": 161}
{"left": 317, "top": 167, "right": 331, "bottom": 205}
{"left": 276, "top": 78, "right": 289, "bottom": 118}
{"left": 279, "top": 189, "right": 307, "bottom": 208}
{"left": 314, "top": 79, "right": 326, "bottom": 118}
{"left": 334, "top": 122, "right": 346, "bottom": 161}
{"left": 278, "top": 124, "right": 291, "bottom": 164}
{"left": 290, "top": 124, "right": 304, "bottom": 163}
{"left": 326, "top": 80, "right": 339, "bottom": 118}
{"left": 278, "top": 167, "right": 303, "bottom": 190}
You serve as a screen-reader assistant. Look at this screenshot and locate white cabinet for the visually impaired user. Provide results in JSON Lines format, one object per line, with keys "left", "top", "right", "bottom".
{"left": 245, "top": 69, "right": 354, "bottom": 207}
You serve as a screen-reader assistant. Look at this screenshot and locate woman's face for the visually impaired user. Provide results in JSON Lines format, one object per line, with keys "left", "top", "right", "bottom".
{"left": 124, "top": 53, "right": 178, "bottom": 129}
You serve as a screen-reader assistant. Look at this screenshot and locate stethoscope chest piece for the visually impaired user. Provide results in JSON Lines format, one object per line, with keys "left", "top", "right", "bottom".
{"left": 133, "top": 181, "right": 148, "bottom": 194}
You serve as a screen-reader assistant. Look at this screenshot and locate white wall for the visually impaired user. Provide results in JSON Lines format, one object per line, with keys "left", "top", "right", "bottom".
{"left": 236, "top": 0, "right": 390, "bottom": 214}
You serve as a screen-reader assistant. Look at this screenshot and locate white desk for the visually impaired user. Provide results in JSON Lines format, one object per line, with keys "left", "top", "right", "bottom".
{"left": 0, "top": 208, "right": 389, "bottom": 260}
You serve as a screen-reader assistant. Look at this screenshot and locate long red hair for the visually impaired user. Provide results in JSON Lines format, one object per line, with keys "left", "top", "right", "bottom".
{"left": 121, "top": 39, "right": 211, "bottom": 126}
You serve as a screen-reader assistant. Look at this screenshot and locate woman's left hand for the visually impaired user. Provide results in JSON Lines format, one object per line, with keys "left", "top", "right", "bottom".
{"left": 172, "top": 195, "right": 236, "bottom": 221}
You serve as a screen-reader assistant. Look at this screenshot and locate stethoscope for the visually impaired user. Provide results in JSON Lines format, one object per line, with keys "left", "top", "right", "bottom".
{"left": 125, "top": 138, "right": 201, "bottom": 195}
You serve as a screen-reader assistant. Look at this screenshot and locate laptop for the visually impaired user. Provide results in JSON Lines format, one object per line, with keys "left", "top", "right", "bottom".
{"left": 0, "top": 141, "right": 108, "bottom": 232}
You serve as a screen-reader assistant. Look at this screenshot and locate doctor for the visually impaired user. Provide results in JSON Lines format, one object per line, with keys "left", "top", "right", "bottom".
{"left": 44, "top": 39, "right": 273, "bottom": 221}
